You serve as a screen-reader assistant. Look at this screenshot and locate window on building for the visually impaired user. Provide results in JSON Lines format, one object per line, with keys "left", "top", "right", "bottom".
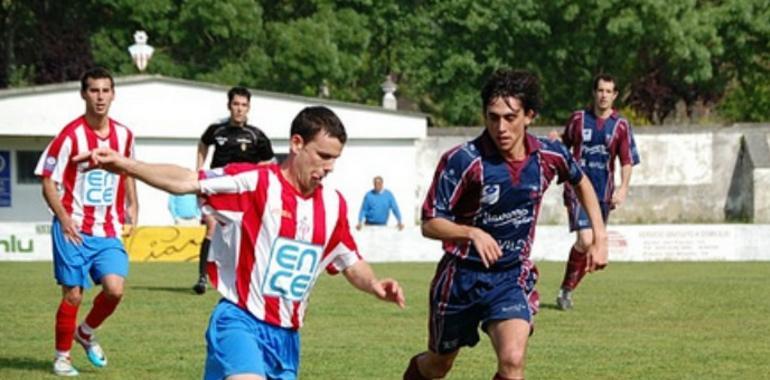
{"left": 16, "top": 151, "right": 42, "bottom": 184}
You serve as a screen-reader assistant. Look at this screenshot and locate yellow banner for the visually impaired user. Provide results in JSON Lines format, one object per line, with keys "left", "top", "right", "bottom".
{"left": 124, "top": 226, "right": 205, "bottom": 262}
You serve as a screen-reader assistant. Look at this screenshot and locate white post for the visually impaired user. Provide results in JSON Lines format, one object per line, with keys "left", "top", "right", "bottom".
{"left": 128, "top": 30, "right": 155, "bottom": 72}
{"left": 381, "top": 75, "right": 397, "bottom": 110}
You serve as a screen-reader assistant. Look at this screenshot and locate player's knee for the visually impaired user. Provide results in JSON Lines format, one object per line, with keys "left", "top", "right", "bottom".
{"left": 574, "top": 237, "right": 592, "bottom": 252}
{"left": 63, "top": 292, "right": 83, "bottom": 306}
{"left": 102, "top": 285, "right": 124, "bottom": 300}
{"left": 497, "top": 347, "right": 526, "bottom": 372}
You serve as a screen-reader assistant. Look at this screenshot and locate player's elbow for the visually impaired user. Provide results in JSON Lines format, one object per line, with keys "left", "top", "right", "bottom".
{"left": 421, "top": 220, "right": 440, "bottom": 239}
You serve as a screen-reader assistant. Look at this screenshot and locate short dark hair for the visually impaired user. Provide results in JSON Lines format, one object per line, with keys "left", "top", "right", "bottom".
{"left": 593, "top": 73, "right": 617, "bottom": 92}
{"left": 228, "top": 86, "right": 251, "bottom": 104}
{"left": 80, "top": 67, "right": 114, "bottom": 92}
{"left": 481, "top": 69, "right": 541, "bottom": 116}
{"left": 290, "top": 106, "right": 347, "bottom": 144}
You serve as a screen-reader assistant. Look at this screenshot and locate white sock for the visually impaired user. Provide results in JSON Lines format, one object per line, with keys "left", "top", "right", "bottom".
{"left": 78, "top": 322, "right": 94, "bottom": 337}
{"left": 56, "top": 350, "right": 70, "bottom": 359}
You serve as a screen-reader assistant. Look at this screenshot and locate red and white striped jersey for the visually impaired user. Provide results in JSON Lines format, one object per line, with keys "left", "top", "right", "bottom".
{"left": 35, "top": 116, "right": 134, "bottom": 238}
{"left": 200, "top": 163, "right": 362, "bottom": 330}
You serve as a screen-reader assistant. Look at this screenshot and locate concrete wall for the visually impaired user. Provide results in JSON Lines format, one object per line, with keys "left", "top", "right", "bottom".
{"left": 417, "top": 125, "right": 768, "bottom": 225}
{"left": 4, "top": 124, "right": 767, "bottom": 227}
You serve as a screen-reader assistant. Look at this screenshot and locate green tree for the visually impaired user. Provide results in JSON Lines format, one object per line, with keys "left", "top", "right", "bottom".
{"left": 2, "top": 0, "right": 769, "bottom": 125}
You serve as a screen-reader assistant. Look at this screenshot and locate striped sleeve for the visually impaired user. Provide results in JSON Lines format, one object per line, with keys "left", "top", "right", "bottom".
{"left": 421, "top": 146, "right": 480, "bottom": 222}
{"left": 35, "top": 132, "right": 73, "bottom": 182}
{"left": 325, "top": 191, "right": 361, "bottom": 275}
{"left": 199, "top": 165, "right": 261, "bottom": 217}
{"left": 541, "top": 139, "right": 584, "bottom": 185}
{"left": 124, "top": 128, "right": 135, "bottom": 158}
{"left": 616, "top": 119, "right": 640, "bottom": 166}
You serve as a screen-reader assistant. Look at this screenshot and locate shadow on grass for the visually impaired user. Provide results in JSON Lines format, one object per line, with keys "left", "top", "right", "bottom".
{"left": 131, "top": 285, "right": 197, "bottom": 295}
{"left": 539, "top": 303, "right": 568, "bottom": 311}
{"left": 0, "top": 356, "right": 50, "bottom": 372}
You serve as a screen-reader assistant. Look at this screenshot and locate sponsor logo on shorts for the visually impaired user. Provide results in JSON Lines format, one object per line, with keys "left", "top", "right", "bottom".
{"left": 441, "top": 339, "right": 459, "bottom": 351}
{"left": 501, "top": 304, "right": 525, "bottom": 313}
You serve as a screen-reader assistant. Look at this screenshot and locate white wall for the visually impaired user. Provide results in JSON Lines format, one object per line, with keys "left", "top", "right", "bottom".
{"left": 327, "top": 139, "right": 418, "bottom": 226}
{"left": 134, "top": 137, "right": 419, "bottom": 226}
{"left": 0, "top": 77, "right": 426, "bottom": 141}
{"left": 0, "top": 137, "right": 421, "bottom": 227}
{"left": 0, "top": 76, "right": 427, "bottom": 226}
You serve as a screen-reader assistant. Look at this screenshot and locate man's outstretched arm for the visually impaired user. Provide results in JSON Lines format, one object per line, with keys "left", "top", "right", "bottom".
{"left": 79, "top": 147, "right": 200, "bottom": 195}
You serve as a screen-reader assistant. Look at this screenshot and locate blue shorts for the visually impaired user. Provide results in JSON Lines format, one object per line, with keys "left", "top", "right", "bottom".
{"left": 52, "top": 218, "right": 129, "bottom": 289}
{"left": 205, "top": 299, "right": 300, "bottom": 380}
{"left": 428, "top": 255, "right": 539, "bottom": 354}
{"left": 567, "top": 200, "right": 610, "bottom": 232}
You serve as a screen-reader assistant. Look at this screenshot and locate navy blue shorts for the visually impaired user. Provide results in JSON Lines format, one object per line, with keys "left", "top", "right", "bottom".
{"left": 427, "top": 255, "right": 539, "bottom": 354}
{"left": 567, "top": 200, "right": 610, "bottom": 232}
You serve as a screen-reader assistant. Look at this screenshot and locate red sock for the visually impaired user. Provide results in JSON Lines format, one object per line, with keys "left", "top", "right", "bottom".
{"left": 560, "top": 246, "right": 587, "bottom": 291}
{"left": 55, "top": 300, "right": 79, "bottom": 352}
{"left": 403, "top": 353, "right": 430, "bottom": 380}
{"left": 84, "top": 291, "right": 121, "bottom": 330}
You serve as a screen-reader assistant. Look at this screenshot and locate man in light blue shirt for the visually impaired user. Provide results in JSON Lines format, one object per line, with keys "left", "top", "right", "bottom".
{"left": 356, "top": 176, "right": 404, "bottom": 230}
{"left": 168, "top": 194, "right": 201, "bottom": 225}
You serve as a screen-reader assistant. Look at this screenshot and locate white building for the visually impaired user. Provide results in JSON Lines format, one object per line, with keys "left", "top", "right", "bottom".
{"left": 0, "top": 75, "right": 427, "bottom": 227}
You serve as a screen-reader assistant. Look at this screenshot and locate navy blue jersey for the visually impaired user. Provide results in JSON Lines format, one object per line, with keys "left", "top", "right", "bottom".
{"left": 562, "top": 109, "right": 640, "bottom": 205}
{"left": 422, "top": 131, "right": 583, "bottom": 269}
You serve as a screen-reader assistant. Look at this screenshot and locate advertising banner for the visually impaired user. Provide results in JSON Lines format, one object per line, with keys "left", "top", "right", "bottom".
{"left": 0, "top": 223, "right": 52, "bottom": 261}
{"left": 0, "top": 150, "right": 10, "bottom": 207}
{"left": 124, "top": 226, "right": 205, "bottom": 262}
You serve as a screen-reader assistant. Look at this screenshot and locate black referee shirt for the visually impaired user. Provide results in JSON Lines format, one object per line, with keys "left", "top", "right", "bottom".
{"left": 200, "top": 121, "right": 274, "bottom": 168}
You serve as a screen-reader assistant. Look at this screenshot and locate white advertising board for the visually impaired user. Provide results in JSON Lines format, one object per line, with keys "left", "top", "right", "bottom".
{"left": 2, "top": 223, "right": 769, "bottom": 262}
{"left": 0, "top": 222, "right": 52, "bottom": 261}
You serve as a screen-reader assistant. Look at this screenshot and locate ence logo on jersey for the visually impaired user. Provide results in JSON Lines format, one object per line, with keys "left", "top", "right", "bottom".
{"left": 263, "top": 237, "right": 321, "bottom": 301}
{"left": 83, "top": 169, "right": 116, "bottom": 206}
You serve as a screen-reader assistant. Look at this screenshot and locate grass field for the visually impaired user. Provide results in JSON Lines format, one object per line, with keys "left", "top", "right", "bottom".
{"left": 1, "top": 261, "right": 769, "bottom": 379}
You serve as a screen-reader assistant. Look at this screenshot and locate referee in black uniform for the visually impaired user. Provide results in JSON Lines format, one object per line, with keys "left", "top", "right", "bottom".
{"left": 193, "top": 86, "right": 274, "bottom": 294}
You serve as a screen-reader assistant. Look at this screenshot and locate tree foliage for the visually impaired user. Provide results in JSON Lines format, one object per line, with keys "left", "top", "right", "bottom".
{"left": 1, "top": 0, "right": 768, "bottom": 125}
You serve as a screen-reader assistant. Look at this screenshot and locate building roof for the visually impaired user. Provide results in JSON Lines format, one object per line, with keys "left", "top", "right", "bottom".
{"left": 0, "top": 75, "right": 427, "bottom": 140}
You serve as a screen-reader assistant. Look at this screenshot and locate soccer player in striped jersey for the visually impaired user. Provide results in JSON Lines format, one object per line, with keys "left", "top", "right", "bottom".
{"left": 81, "top": 106, "right": 405, "bottom": 380}
{"left": 35, "top": 67, "right": 138, "bottom": 376}
{"left": 554, "top": 74, "right": 640, "bottom": 310}
{"left": 402, "top": 70, "right": 608, "bottom": 380}
{"left": 193, "top": 86, "right": 275, "bottom": 295}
